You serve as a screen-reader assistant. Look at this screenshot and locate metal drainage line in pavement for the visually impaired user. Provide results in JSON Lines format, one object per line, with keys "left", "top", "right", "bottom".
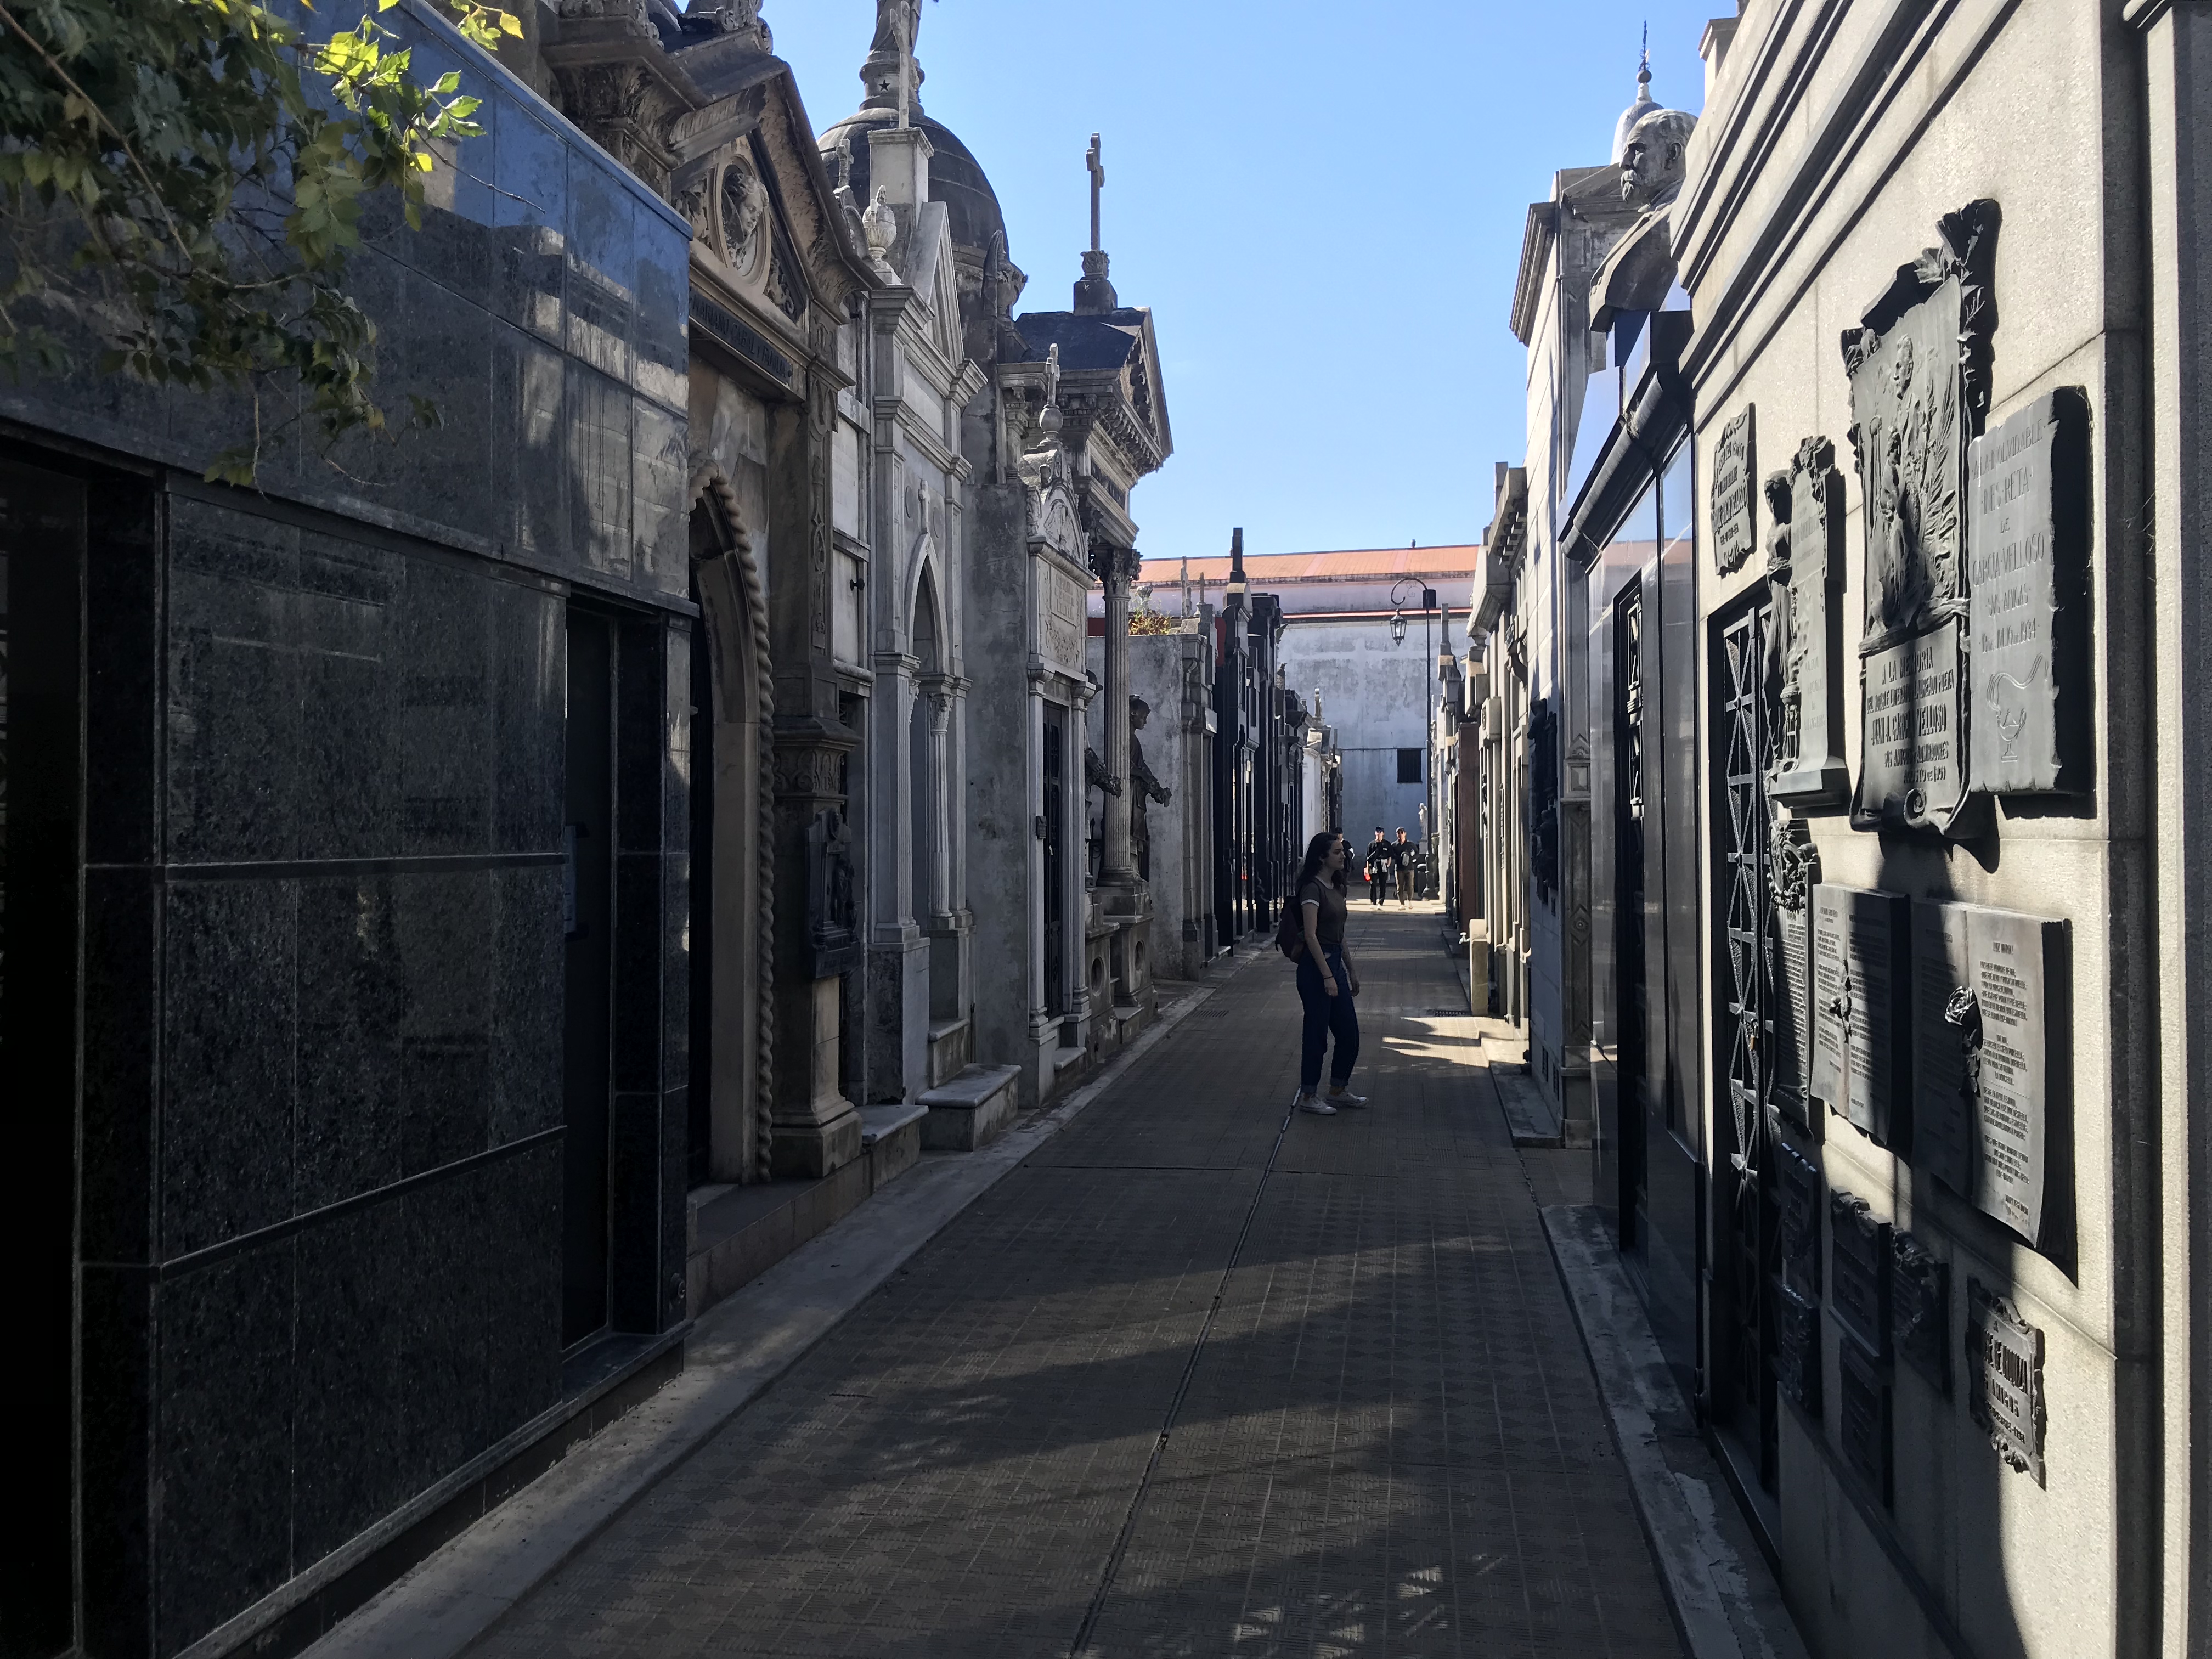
{"left": 1067, "top": 1086, "right": 1303, "bottom": 1657}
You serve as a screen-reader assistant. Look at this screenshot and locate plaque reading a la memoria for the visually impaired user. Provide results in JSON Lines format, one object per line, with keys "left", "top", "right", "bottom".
{"left": 1893, "top": 1231, "right": 1950, "bottom": 1393}
{"left": 1910, "top": 901, "right": 2064, "bottom": 1245}
{"left": 1777, "top": 1138, "right": 1822, "bottom": 1299}
{"left": 1968, "top": 388, "right": 2088, "bottom": 794}
{"left": 1765, "top": 437, "right": 1849, "bottom": 807}
{"left": 1770, "top": 818, "right": 1819, "bottom": 1127}
{"left": 1811, "top": 884, "right": 1914, "bottom": 1149}
{"left": 1843, "top": 200, "right": 2001, "bottom": 836}
{"left": 1969, "top": 1278, "right": 2047, "bottom": 1486}
{"left": 1838, "top": 1336, "right": 1894, "bottom": 1506}
{"left": 1830, "top": 1190, "right": 1892, "bottom": 1359}
{"left": 1776, "top": 1285, "right": 1822, "bottom": 1415}
{"left": 1713, "top": 406, "right": 1757, "bottom": 575}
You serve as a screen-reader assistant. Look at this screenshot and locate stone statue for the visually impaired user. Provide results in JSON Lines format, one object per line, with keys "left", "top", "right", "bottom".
{"left": 871, "top": 0, "right": 920, "bottom": 57}
{"left": 1084, "top": 746, "right": 1121, "bottom": 798}
{"left": 1591, "top": 104, "right": 1699, "bottom": 336}
{"left": 1127, "top": 696, "right": 1172, "bottom": 881}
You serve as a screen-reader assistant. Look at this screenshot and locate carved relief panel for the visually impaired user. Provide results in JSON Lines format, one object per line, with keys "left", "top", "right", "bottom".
{"left": 1842, "top": 201, "right": 2000, "bottom": 836}
{"left": 1765, "top": 437, "right": 1848, "bottom": 808}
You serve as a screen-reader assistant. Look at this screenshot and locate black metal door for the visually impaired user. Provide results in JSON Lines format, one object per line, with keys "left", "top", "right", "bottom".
{"left": 1715, "top": 598, "right": 1781, "bottom": 1485}
{"left": 1043, "top": 704, "right": 1066, "bottom": 1017}
{"left": 1613, "top": 580, "right": 1649, "bottom": 1251}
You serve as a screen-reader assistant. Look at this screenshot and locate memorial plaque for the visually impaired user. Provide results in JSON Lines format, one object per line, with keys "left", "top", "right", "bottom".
{"left": 1842, "top": 200, "right": 2000, "bottom": 837}
{"left": 1775, "top": 1286, "right": 1821, "bottom": 1415}
{"left": 1776, "top": 1138, "right": 1822, "bottom": 1298}
{"left": 1810, "top": 884, "right": 1914, "bottom": 1149}
{"left": 1857, "top": 620, "right": 1968, "bottom": 833}
{"left": 1910, "top": 900, "right": 1976, "bottom": 1198}
{"left": 1830, "top": 1190, "right": 1892, "bottom": 1359}
{"left": 1713, "top": 406, "right": 1757, "bottom": 575}
{"left": 1892, "top": 1231, "right": 1950, "bottom": 1393}
{"left": 1968, "top": 388, "right": 2087, "bottom": 794}
{"left": 1838, "top": 1336, "right": 1894, "bottom": 1506}
{"left": 1765, "top": 437, "right": 1849, "bottom": 807}
{"left": 1968, "top": 1278, "right": 2047, "bottom": 1486}
{"left": 1909, "top": 901, "right": 2063, "bottom": 1244}
{"left": 1770, "top": 817, "right": 1819, "bottom": 1126}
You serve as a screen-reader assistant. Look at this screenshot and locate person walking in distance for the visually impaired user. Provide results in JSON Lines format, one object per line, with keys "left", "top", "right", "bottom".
{"left": 1363, "top": 826, "right": 1392, "bottom": 907}
{"left": 1393, "top": 827, "right": 1415, "bottom": 907}
{"left": 1291, "top": 831, "right": 1365, "bottom": 1113}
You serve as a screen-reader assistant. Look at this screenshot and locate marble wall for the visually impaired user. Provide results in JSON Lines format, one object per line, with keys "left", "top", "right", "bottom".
{"left": 7, "top": 8, "right": 699, "bottom": 1652}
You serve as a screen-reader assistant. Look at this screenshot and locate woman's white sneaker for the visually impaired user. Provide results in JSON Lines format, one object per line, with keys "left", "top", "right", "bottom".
{"left": 1295, "top": 1092, "right": 1338, "bottom": 1115}
{"left": 1325, "top": 1087, "right": 1369, "bottom": 1108}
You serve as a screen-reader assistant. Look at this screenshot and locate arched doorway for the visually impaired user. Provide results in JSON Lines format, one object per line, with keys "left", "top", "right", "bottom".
{"left": 687, "top": 470, "right": 774, "bottom": 1184}
{"left": 909, "top": 565, "right": 944, "bottom": 924}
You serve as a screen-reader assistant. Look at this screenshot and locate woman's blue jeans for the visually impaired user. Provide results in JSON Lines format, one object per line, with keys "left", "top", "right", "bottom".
{"left": 1295, "top": 945, "right": 1360, "bottom": 1091}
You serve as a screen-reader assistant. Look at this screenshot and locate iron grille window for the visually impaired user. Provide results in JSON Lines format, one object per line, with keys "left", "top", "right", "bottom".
{"left": 1397, "top": 747, "right": 1422, "bottom": 784}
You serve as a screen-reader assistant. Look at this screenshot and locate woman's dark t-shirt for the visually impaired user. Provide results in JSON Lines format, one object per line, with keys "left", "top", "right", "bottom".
{"left": 1299, "top": 878, "right": 1347, "bottom": 949}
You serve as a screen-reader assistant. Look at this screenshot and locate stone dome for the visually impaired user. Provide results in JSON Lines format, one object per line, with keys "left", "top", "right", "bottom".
{"left": 1611, "top": 62, "right": 1657, "bottom": 163}
{"left": 819, "top": 109, "right": 1006, "bottom": 257}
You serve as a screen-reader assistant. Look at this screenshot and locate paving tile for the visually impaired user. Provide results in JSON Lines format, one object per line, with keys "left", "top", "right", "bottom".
{"left": 476, "top": 910, "right": 1684, "bottom": 1659}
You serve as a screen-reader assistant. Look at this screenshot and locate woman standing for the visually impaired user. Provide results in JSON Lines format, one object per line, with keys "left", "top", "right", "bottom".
{"left": 1291, "top": 831, "right": 1367, "bottom": 1114}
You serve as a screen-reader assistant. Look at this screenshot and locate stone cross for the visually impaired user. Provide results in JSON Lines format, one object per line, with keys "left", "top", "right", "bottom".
{"left": 1087, "top": 134, "right": 1105, "bottom": 255}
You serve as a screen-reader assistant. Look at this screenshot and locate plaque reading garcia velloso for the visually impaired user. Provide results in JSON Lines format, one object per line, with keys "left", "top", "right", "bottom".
{"left": 1968, "top": 389, "right": 2089, "bottom": 794}
{"left": 1842, "top": 201, "right": 2001, "bottom": 836}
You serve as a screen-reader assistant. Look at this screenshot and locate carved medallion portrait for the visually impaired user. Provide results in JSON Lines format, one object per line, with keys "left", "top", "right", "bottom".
{"left": 719, "top": 157, "right": 768, "bottom": 278}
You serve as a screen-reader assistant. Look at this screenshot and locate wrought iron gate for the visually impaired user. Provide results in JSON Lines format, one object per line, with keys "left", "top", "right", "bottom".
{"left": 1043, "top": 706, "right": 1066, "bottom": 1017}
{"left": 1716, "top": 599, "right": 1781, "bottom": 1484}
{"left": 1613, "top": 582, "right": 1649, "bottom": 1245}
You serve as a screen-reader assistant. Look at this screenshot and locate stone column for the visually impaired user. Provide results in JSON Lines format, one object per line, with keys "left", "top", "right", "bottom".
{"left": 924, "top": 681, "right": 952, "bottom": 916}
{"left": 1096, "top": 542, "right": 1137, "bottom": 884}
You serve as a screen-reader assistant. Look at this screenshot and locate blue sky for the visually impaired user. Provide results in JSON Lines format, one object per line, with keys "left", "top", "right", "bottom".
{"left": 764, "top": 0, "right": 1726, "bottom": 562}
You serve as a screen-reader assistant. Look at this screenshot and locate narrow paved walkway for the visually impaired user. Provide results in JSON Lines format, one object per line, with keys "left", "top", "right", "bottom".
{"left": 472, "top": 905, "right": 1685, "bottom": 1659}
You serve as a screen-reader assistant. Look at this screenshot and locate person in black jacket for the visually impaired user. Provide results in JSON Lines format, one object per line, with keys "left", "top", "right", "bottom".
{"left": 1392, "top": 828, "right": 1415, "bottom": 906}
{"left": 1363, "top": 827, "right": 1392, "bottom": 906}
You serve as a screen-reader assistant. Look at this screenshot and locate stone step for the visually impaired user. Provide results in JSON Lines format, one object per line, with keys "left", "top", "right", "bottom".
{"left": 918, "top": 1063, "right": 1024, "bottom": 1152}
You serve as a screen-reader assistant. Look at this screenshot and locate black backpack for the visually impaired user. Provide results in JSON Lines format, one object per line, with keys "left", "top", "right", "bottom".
{"left": 1275, "top": 891, "right": 1308, "bottom": 960}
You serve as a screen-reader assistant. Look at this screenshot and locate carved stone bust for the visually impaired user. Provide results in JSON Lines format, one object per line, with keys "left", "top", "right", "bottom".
{"left": 1592, "top": 106, "right": 1698, "bottom": 335}
{"left": 1620, "top": 107, "right": 1696, "bottom": 210}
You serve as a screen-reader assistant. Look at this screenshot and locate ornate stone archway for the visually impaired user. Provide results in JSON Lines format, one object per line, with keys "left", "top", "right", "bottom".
{"left": 689, "top": 466, "right": 777, "bottom": 1180}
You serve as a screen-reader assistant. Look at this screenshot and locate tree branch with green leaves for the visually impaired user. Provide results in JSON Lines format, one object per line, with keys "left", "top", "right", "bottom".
{"left": 0, "top": 0, "right": 521, "bottom": 483}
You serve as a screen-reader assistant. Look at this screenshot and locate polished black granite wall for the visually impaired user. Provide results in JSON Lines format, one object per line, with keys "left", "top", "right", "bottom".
{"left": 1, "top": 8, "right": 701, "bottom": 1656}
{"left": 0, "top": 0, "right": 694, "bottom": 612}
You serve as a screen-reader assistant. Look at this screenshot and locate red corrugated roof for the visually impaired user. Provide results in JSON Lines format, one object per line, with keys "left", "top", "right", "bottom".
{"left": 1139, "top": 545, "right": 1483, "bottom": 584}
